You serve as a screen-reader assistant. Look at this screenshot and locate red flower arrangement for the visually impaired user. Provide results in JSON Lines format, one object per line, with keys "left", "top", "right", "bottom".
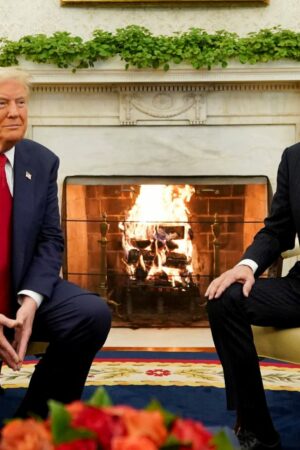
{"left": 0, "top": 388, "right": 235, "bottom": 450}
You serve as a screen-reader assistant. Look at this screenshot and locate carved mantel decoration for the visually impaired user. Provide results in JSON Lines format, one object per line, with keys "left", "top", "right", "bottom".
{"left": 119, "top": 91, "right": 207, "bottom": 125}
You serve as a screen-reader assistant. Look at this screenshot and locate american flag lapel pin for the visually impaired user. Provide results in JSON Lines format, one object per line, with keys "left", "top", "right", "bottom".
{"left": 25, "top": 171, "right": 32, "bottom": 180}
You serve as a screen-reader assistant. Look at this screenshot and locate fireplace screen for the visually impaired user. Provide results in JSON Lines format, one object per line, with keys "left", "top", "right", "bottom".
{"left": 62, "top": 176, "right": 270, "bottom": 327}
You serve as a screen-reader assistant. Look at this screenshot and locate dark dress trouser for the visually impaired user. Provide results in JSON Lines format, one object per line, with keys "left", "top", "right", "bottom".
{"left": 207, "top": 276, "right": 300, "bottom": 414}
{"left": 14, "top": 279, "right": 112, "bottom": 419}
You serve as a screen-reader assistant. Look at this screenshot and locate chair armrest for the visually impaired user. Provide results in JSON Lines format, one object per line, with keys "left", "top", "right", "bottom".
{"left": 281, "top": 246, "right": 300, "bottom": 259}
{"left": 268, "top": 244, "right": 300, "bottom": 278}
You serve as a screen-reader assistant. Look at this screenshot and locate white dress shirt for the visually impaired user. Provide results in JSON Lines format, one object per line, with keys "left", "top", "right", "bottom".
{"left": 4, "top": 147, "right": 43, "bottom": 308}
{"left": 236, "top": 259, "right": 258, "bottom": 274}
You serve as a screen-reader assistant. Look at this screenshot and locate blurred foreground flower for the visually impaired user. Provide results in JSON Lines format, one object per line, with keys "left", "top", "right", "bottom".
{"left": 0, "top": 388, "right": 235, "bottom": 450}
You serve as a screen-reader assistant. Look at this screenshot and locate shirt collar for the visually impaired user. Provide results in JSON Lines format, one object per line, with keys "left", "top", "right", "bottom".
{"left": 4, "top": 147, "right": 15, "bottom": 167}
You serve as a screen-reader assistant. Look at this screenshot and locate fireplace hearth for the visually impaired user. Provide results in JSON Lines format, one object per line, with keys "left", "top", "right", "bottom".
{"left": 62, "top": 175, "right": 269, "bottom": 327}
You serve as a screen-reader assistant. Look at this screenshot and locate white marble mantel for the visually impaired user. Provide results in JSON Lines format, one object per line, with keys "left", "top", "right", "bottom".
{"left": 25, "top": 59, "right": 300, "bottom": 85}
{"left": 19, "top": 60, "right": 300, "bottom": 192}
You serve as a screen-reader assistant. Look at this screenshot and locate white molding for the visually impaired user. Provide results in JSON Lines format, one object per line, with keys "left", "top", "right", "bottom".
{"left": 23, "top": 60, "right": 300, "bottom": 86}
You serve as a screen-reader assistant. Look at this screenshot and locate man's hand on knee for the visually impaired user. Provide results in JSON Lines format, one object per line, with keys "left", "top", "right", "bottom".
{"left": 205, "top": 265, "right": 255, "bottom": 300}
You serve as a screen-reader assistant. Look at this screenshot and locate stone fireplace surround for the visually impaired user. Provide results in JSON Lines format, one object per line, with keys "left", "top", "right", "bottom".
{"left": 24, "top": 59, "right": 300, "bottom": 290}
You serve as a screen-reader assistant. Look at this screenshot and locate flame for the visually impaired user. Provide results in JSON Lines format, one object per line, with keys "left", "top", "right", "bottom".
{"left": 120, "top": 184, "right": 195, "bottom": 286}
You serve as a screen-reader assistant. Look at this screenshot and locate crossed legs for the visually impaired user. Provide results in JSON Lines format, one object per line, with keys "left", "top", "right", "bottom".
{"left": 207, "top": 276, "right": 300, "bottom": 440}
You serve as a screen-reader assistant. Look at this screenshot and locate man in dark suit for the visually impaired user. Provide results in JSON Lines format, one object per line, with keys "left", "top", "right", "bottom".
{"left": 204, "top": 145, "right": 300, "bottom": 449}
{"left": 0, "top": 68, "right": 111, "bottom": 420}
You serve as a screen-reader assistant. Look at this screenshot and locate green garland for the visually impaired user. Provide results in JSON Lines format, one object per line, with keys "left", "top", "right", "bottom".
{"left": 1, "top": 25, "right": 300, "bottom": 71}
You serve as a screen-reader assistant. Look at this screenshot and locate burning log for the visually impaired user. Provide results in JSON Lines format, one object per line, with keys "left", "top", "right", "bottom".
{"left": 132, "top": 239, "right": 151, "bottom": 249}
{"left": 151, "top": 240, "right": 165, "bottom": 251}
{"left": 157, "top": 225, "right": 185, "bottom": 239}
{"left": 140, "top": 249, "right": 155, "bottom": 263}
{"left": 154, "top": 271, "right": 170, "bottom": 286}
{"left": 166, "top": 240, "right": 179, "bottom": 251}
{"left": 127, "top": 248, "right": 140, "bottom": 264}
{"left": 135, "top": 266, "right": 148, "bottom": 280}
{"left": 166, "top": 253, "right": 188, "bottom": 268}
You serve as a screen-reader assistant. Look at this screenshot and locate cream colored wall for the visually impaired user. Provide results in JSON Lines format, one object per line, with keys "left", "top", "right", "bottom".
{"left": 2, "top": 0, "right": 300, "bottom": 40}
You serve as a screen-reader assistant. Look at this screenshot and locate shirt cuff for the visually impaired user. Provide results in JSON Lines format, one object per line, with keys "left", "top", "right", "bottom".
{"left": 236, "top": 259, "right": 258, "bottom": 274}
{"left": 17, "top": 290, "right": 44, "bottom": 308}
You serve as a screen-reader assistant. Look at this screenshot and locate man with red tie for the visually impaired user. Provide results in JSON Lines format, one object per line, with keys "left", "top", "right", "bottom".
{"left": 0, "top": 68, "right": 111, "bottom": 419}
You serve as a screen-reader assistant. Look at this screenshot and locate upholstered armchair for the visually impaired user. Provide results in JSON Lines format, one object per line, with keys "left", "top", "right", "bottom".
{"left": 27, "top": 341, "right": 48, "bottom": 355}
{"left": 252, "top": 246, "right": 300, "bottom": 364}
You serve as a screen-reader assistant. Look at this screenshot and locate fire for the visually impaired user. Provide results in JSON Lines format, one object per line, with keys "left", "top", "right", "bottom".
{"left": 119, "top": 184, "right": 195, "bottom": 287}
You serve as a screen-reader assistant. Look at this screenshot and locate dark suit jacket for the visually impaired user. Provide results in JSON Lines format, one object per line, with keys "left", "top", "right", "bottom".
{"left": 243, "top": 142, "right": 300, "bottom": 279}
{"left": 11, "top": 139, "right": 66, "bottom": 304}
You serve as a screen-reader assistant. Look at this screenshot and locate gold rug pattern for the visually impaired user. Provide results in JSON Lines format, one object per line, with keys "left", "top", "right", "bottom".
{"left": 1, "top": 358, "right": 300, "bottom": 391}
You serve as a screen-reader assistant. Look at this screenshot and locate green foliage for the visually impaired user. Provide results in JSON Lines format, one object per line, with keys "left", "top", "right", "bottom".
{"left": 146, "top": 398, "right": 177, "bottom": 427}
{"left": 49, "top": 400, "right": 94, "bottom": 445}
{"left": 0, "top": 25, "right": 300, "bottom": 71}
{"left": 237, "top": 27, "right": 300, "bottom": 64}
{"left": 211, "top": 429, "right": 237, "bottom": 450}
{"left": 86, "top": 386, "right": 113, "bottom": 407}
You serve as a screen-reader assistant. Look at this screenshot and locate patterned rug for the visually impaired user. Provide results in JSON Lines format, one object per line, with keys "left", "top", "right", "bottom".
{"left": 2, "top": 350, "right": 300, "bottom": 391}
{"left": 1, "top": 351, "right": 300, "bottom": 449}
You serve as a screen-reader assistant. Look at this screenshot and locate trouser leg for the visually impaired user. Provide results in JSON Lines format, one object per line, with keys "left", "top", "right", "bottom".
{"left": 207, "top": 282, "right": 267, "bottom": 411}
{"left": 207, "top": 277, "right": 300, "bottom": 430}
{"left": 15, "top": 291, "right": 111, "bottom": 419}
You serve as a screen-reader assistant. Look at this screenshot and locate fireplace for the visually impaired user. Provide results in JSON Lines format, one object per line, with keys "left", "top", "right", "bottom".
{"left": 62, "top": 175, "right": 269, "bottom": 327}
{"left": 22, "top": 61, "right": 299, "bottom": 328}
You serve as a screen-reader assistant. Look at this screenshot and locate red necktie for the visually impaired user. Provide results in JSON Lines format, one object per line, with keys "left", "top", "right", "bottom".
{"left": 0, "top": 153, "right": 12, "bottom": 316}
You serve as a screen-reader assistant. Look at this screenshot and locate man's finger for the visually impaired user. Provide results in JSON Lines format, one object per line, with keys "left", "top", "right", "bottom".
{"left": 214, "top": 278, "right": 234, "bottom": 299}
{"left": 0, "top": 315, "right": 22, "bottom": 329}
{"left": 17, "top": 331, "right": 31, "bottom": 363}
{"left": 12, "top": 328, "right": 22, "bottom": 353}
{"left": 243, "top": 279, "right": 254, "bottom": 297}
{"left": 0, "top": 339, "right": 21, "bottom": 370}
{"left": 206, "top": 285, "right": 218, "bottom": 300}
{"left": 205, "top": 277, "right": 224, "bottom": 299}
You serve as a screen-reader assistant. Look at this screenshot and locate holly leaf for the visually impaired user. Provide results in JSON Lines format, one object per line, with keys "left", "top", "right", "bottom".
{"left": 146, "top": 399, "right": 177, "bottom": 427}
{"left": 49, "top": 400, "right": 94, "bottom": 445}
{"left": 211, "top": 429, "right": 236, "bottom": 450}
{"left": 160, "top": 434, "right": 182, "bottom": 449}
{"left": 87, "top": 387, "right": 113, "bottom": 407}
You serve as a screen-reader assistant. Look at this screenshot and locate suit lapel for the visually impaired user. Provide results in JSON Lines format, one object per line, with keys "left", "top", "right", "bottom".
{"left": 12, "top": 142, "right": 36, "bottom": 293}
